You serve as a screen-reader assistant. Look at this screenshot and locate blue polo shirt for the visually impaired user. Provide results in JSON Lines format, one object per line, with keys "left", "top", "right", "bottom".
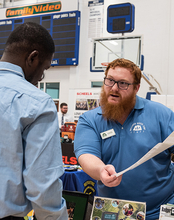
{"left": 74, "top": 96, "right": 174, "bottom": 220}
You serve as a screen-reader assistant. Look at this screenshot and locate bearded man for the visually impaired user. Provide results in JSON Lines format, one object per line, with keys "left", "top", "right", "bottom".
{"left": 74, "top": 58, "right": 174, "bottom": 220}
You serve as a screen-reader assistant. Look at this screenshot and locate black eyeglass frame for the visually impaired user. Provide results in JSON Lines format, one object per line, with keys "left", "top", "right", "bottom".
{"left": 104, "top": 77, "right": 136, "bottom": 90}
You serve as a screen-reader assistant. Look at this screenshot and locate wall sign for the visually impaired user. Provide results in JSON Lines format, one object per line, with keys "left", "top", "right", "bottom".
{"left": 88, "top": 0, "right": 104, "bottom": 7}
{"left": 0, "top": 10, "right": 80, "bottom": 66}
{"left": 107, "top": 3, "right": 135, "bottom": 34}
{"left": 6, "top": 1, "right": 62, "bottom": 18}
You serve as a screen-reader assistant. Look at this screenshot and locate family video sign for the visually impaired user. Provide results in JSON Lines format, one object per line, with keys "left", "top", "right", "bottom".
{"left": 6, "top": 1, "right": 62, "bottom": 18}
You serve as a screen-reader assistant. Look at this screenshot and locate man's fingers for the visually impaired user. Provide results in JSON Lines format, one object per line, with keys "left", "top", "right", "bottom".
{"left": 101, "top": 174, "right": 122, "bottom": 187}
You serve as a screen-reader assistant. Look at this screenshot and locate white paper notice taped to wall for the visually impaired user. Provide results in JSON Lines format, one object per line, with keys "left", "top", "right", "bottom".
{"left": 115, "top": 131, "right": 174, "bottom": 177}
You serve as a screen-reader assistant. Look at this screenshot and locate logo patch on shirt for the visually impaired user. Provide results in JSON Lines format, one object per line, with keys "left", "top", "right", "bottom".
{"left": 130, "top": 122, "right": 146, "bottom": 133}
{"left": 100, "top": 129, "right": 116, "bottom": 139}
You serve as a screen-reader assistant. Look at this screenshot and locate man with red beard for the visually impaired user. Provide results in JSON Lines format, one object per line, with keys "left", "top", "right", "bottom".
{"left": 74, "top": 58, "right": 174, "bottom": 220}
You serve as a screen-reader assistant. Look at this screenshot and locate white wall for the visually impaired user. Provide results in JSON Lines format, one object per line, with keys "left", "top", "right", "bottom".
{"left": 1, "top": 0, "right": 174, "bottom": 115}
{"left": 59, "top": 0, "right": 174, "bottom": 114}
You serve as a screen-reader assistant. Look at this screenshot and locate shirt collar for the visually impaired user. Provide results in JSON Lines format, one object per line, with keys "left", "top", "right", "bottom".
{"left": 134, "top": 95, "right": 144, "bottom": 110}
{"left": 0, "top": 61, "right": 25, "bottom": 78}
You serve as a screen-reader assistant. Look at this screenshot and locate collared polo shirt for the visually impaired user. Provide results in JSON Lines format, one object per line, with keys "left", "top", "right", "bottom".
{"left": 74, "top": 96, "right": 174, "bottom": 220}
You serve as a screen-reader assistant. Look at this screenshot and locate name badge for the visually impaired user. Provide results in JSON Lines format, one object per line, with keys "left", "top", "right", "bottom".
{"left": 100, "top": 129, "right": 116, "bottom": 139}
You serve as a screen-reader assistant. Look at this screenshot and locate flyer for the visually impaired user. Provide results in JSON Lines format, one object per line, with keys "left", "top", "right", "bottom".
{"left": 91, "top": 196, "right": 146, "bottom": 220}
{"left": 159, "top": 204, "right": 174, "bottom": 219}
{"left": 115, "top": 131, "right": 174, "bottom": 177}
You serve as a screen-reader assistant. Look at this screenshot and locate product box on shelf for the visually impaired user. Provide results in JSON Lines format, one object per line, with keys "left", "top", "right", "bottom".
{"left": 65, "top": 122, "right": 76, "bottom": 132}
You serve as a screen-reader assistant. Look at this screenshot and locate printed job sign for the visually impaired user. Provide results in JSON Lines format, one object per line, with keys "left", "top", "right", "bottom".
{"left": 6, "top": 1, "right": 61, "bottom": 18}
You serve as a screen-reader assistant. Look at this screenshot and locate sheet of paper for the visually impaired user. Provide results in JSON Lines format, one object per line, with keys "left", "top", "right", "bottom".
{"left": 88, "top": 5, "right": 104, "bottom": 39}
{"left": 115, "top": 131, "right": 174, "bottom": 177}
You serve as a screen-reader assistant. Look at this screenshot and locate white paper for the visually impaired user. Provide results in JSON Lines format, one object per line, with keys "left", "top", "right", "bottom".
{"left": 88, "top": 6, "right": 104, "bottom": 39}
{"left": 115, "top": 131, "right": 174, "bottom": 177}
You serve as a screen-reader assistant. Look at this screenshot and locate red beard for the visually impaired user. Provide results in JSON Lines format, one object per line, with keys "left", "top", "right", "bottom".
{"left": 100, "top": 86, "right": 136, "bottom": 121}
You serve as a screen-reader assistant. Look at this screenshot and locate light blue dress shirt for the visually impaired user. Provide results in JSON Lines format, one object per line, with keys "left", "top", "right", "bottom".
{"left": 0, "top": 62, "right": 68, "bottom": 219}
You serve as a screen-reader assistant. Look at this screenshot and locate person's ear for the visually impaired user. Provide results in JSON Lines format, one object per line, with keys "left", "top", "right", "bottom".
{"left": 27, "top": 50, "right": 39, "bottom": 66}
{"left": 135, "top": 84, "right": 140, "bottom": 94}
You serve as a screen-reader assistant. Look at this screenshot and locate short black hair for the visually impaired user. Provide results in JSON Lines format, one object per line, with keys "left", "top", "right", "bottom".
{"left": 4, "top": 22, "right": 55, "bottom": 60}
{"left": 60, "top": 103, "right": 67, "bottom": 108}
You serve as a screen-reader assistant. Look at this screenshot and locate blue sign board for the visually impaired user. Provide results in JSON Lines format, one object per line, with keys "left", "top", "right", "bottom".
{"left": 0, "top": 10, "right": 81, "bottom": 66}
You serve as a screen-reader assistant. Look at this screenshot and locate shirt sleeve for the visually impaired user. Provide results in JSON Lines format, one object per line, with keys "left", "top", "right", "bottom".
{"left": 69, "top": 114, "right": 74, "bottom": 122}
{"left": 22, "top": 97, "right": 68, "bottom": 220}
{"left": 74, "top": 112, "right": 102, "bottom": 160}
{"left": 152, "top": 102, "right": 174, "bottom": 154}
{"left": 57, "top": 112, "right": 62, "bottom": 129}
{"left": 166, "top": 109, "right": 174, "bottom": 153}
{"left": 65, "top": 114, "right": 74, "bottom": 123}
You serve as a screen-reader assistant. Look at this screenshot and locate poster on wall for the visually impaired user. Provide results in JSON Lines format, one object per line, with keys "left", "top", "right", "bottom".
{"left": 88, "top": 0, "right": 104, "bottom": 39}
{"left": 74, "top": 89, "right": 101, "bottom": 121}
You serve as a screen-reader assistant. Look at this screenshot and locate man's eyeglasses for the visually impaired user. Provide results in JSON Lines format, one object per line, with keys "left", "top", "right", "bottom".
{"left": 104, "top": 77, "right": 136, "bottom": 90}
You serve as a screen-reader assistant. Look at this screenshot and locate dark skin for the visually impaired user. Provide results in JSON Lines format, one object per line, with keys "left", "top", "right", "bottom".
{"left": 1, "top": 49, "right": 53, "bottom": 85}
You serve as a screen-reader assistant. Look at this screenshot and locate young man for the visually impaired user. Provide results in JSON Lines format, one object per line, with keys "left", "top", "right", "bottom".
{"left": 58, "top": 103, "right": 73, "bottom": 132}
{"left": 0, "top": 22, "right": 68, "bottom": 219}
{"left": 74, "top": 58, "right": 174, "bottom": 220}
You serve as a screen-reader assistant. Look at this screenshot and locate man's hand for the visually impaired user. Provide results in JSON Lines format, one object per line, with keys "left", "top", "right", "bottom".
{"left": 78, "top": 154, "right": 122, "bottom": 186}
{"left": 61, "top": 125, "right": 65, "bottom": 132}
{"left": 100, "top": 164, "right": 122, "bottom": 187}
